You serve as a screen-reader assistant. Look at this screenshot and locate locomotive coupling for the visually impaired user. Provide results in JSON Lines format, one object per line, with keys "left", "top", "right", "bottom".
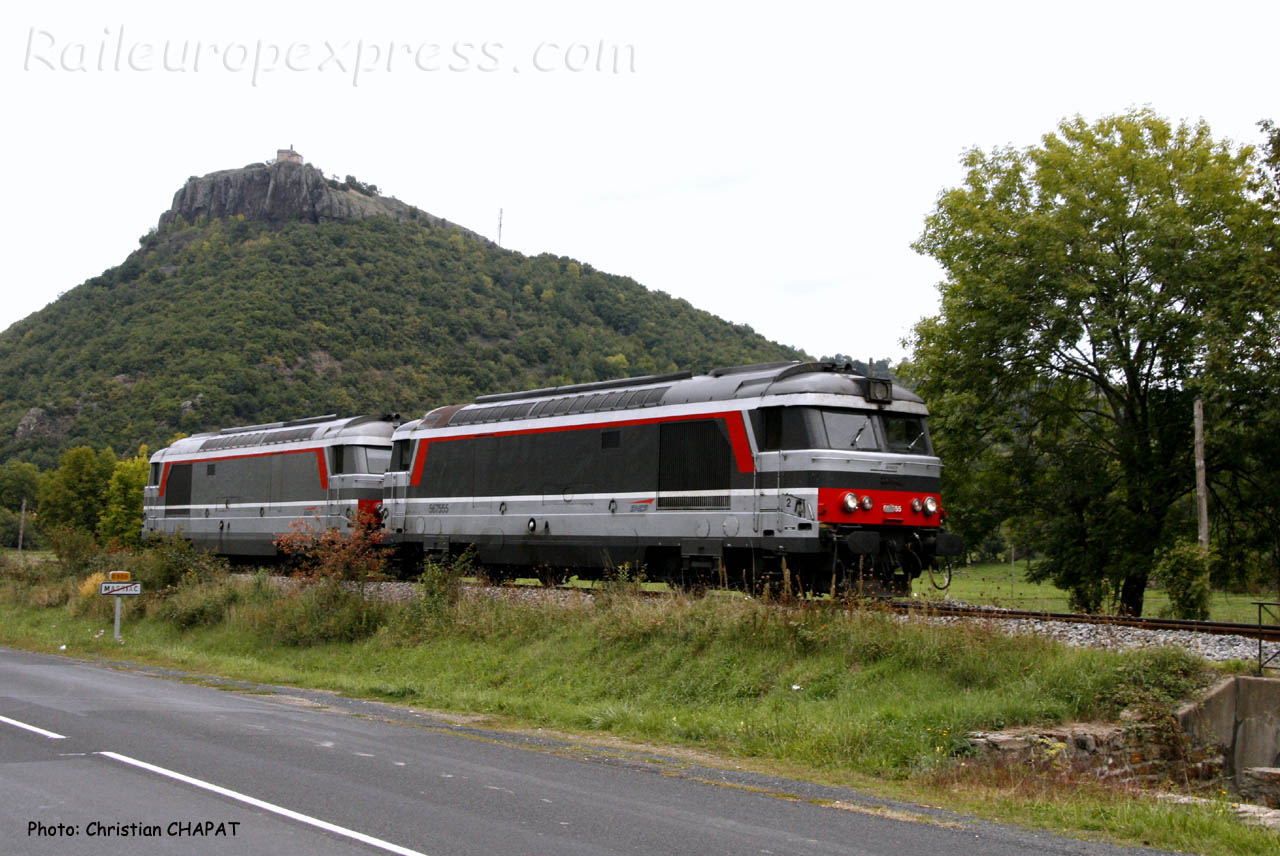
{"left": 846, "top": 531, "right": 880, "bottom": 555}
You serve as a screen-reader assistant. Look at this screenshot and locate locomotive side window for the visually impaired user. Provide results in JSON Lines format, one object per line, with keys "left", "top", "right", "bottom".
{"left": 391, "top": 440, "right": 413, "bottom": 471}
{"left": 883, "top": 415, "right": 931, "bottom": 454}
{"left": 754, "top": 407, "right": 817, "bottom": 451}
{"left": 149, "top": 463, "right": 161, "bottom": 486}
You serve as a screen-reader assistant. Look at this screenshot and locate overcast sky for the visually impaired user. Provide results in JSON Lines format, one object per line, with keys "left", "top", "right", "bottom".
{"left": 3, "top": 1, "right": 1276, "bottom": 363}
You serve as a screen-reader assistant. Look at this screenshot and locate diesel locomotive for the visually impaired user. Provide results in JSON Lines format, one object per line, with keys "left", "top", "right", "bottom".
{"left": 142, "top": 413, "right": 400, "bottom": 557}
{"left": 142, "top": 361, "right": 962, "bottom": 593}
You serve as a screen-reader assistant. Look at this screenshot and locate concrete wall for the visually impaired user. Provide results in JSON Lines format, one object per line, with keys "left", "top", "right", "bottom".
{"left": 1179, "top": 676, "right": 1280, "bottom": 805}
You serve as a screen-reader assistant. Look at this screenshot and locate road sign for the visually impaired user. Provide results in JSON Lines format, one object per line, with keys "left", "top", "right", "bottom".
{"left": 99, "top": 582, "right": 142, "bottom": 596}
{"left": 108, "top": 570, "right": 131, "bottom": 582}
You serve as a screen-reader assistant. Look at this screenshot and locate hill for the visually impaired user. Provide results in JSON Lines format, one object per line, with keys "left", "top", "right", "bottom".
{"left": 0, "top": 157, "right": 806, "bottom": 467}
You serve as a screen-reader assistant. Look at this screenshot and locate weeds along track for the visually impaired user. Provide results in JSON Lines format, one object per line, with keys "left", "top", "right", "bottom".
{"left": 455, "top": 580, "right": 1280, "bottom": 644}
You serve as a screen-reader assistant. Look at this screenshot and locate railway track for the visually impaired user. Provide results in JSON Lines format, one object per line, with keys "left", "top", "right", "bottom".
{"left": 888, "top": 600, "right": 1280, "bottom": 644}
{"left": 478, "top": 580, "right": 1280, "bottom": 643}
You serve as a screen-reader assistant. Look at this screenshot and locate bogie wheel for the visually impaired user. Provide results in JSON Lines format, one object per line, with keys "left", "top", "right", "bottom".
{"left": 536, "top": 566, "right": 570, "bottom": 588}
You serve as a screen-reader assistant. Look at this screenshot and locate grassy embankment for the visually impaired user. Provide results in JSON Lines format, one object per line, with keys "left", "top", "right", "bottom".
{"left": 0, "top": 544, "right": 1276, "bottom": 854}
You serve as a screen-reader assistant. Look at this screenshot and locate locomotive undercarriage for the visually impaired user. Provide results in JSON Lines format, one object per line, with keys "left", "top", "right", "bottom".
{"left": 390, "top": 522, "right": 958, "bottom": 598}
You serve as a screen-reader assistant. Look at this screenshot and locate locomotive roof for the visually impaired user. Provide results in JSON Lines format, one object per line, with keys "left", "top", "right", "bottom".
{"left": 439, "top": 362, "right": 922, "bottom": 429}
{"left": 152, "top": 413, "right": 399, "bottom": 460}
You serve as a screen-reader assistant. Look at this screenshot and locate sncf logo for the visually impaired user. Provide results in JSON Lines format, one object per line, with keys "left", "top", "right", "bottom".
{"left": 883, "top": 504, "right": 902, "bottom": 513}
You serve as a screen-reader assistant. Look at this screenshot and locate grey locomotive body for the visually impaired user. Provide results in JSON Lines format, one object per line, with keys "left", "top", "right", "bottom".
{"left": 142, "top": 414, "right": 399, "bottom": 557}
{"left": 384, "top": 362, "right": 962, "bottom": 593}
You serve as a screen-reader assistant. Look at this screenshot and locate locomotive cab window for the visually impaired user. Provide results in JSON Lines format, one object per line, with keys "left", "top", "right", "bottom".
{"left": 332, "top": 445, "right": 394, "bottom": 475}
{"left": 753, "top": 407, "right": 820, "bottom": 451}
{"left": 391, "top": 439, "right": 413, "bottom": 471}
{"left": 149, "top": 463, "right": 161, "bottom": 486}
{"left": 883, "top": 415, "right": 931, "bottom": 454}
{"left": 818, "top": 409, "right": 878, "bottom": 451}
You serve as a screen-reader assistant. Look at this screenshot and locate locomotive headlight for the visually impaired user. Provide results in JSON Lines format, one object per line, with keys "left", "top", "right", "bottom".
{"left": 842, "top": 492, "right": 859, "bottom": 513}
{"left": 923, "top": 496, "right": 939, "bottom": 516}
{"left": 861, "top": 494, "right": 873, "bottom": 511}
{"left": 911, "top": 498, "right": 922, "bottom": 513}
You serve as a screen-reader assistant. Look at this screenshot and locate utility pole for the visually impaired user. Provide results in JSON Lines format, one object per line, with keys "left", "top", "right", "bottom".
{"left": 1194, "top": 397, "right": 1209, "bottom": 551}
{"left": 1010, "top": 545, "right": 1015, "bottom": 600}
{"left": 497, "top": 208, "right": 503, "bottom": 247}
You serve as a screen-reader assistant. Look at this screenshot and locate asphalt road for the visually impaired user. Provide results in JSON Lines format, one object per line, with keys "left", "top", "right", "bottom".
{"left": 0, "top": 647, "right": 1171, "bottom": 856}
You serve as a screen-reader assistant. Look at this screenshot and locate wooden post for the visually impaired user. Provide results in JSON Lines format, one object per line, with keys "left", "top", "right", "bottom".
{"left": 1194, "top": 398, "right": 1209, "bottom": 551}
{"left": 1010, "top": 545, "right": 1015, "bottom": 600}
{"left": 16, "top": 497, "right": 25, "bottom": 554}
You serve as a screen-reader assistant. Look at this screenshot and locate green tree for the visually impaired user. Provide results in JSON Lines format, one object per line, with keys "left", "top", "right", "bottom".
{"left": 908, "top": 110, "right": 1276, "bottom": 615}
{"left": 36, "top": 446, "right": 117, "bottom": 534}
{"left": 98, "top": 446, "right": 149, "bottom": 546}
{"left": 0, "top": 459, "right": 40, "bottom": 511}
{"left": 1199, "top": 119, "right": 1280, "bottom": 595}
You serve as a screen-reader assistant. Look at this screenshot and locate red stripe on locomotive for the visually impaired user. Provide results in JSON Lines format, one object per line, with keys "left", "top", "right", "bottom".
{"left": 158, "top": 447, "right": 330, "bottom": 497}
{"left": 409, "top": 411, "right": 754, "bottom": 487}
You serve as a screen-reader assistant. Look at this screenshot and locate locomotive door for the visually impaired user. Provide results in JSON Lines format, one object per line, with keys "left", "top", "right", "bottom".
{"left": 752, "top": 450, "right": 784, "bottom": 533}
{"left": 388, "top": 475, "right": 407, "bottom": 533}
{"left": 751, "top": 406, "right": 791, "bottom": 533}
{"left": 326, "top": 481, "right": 340, "bottom": 529}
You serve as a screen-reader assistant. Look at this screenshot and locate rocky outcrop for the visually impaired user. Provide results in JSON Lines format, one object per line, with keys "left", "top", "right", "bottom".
{"left": 158, "top": 160, "right": 486, "bottom": 241}
{"left": 13, "top": 407, "right": 65, "bottom": 442}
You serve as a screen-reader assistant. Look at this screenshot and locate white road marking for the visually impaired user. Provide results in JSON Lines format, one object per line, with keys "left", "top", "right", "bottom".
{"left": 0, "top": 715, "right": 66, "bottom": 739}
{"left": 97, "top": 751, "right": 430, "bottom": 856}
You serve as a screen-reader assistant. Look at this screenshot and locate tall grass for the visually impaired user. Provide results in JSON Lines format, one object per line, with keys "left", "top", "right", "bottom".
{"left": 353, "top": 594, "right": 1207, "bottom": 776}
{"left": 3, "top": 554, "right": 1274, "bottom": 854}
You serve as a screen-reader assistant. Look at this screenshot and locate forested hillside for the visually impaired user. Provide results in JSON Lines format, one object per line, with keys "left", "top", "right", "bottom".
{"left": 0, "top": 176, "right": 804, "bottom": 467}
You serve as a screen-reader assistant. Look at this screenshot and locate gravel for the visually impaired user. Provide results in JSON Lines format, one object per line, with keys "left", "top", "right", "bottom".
{"left": 906, "top": 605, "right": 1280, "bottom": 665}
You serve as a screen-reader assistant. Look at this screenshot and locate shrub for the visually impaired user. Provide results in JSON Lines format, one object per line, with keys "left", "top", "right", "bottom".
{"left": 123, "top": 536, "right": 228, "bottom": 593}
{"left": 274, "top": 510, "right": 389, "bottom": 583}
{"left": 70, "top": 571, "right": 115, "bottom": 619}
{"left": 47, "top": 526, "right": 108, "bottom": 577}
{"left": 156, "top": 577, "right": 242, "bottom": 629}
{"left": 236, "top": 580, "right": 389, "bottom": 646}
{"left": 1153, "top": 540, "right": 1213, "bottom": 621}
{"left": 595, "top": 562, "right": 648, "bottom": 602}
{"left": 385, "top": 552, "right": 469, "bottom": 641}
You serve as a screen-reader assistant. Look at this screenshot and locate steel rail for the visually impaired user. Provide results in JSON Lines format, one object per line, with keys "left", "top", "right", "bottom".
{"left": 887, "top": 600, "right": 1280, "bottom": 643}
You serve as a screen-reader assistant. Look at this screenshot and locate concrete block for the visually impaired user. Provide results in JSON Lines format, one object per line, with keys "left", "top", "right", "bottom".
{"left": 1239, "top": 767, "right": 1280, "bottom": 809}
{"left": 1177, "top": 676, "right": 1237, "bottom": 751}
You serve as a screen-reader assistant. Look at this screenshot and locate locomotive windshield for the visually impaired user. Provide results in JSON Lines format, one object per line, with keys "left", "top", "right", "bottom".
{"left": 754, "top": 406, "right": 932, "bottom": 454}
{"left": 818, "top": 409, "right": 878, "bottom": 451}
{"left": 882, "top": 414, "right": 931, "bottom": 454}
{"left": 331, "top": 445, "right": 393, "bottom": 475}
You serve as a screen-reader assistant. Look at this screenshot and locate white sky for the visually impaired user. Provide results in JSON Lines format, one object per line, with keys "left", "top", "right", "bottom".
{"left": 2, "top": 0, "right": 1276, "bottom": 362}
